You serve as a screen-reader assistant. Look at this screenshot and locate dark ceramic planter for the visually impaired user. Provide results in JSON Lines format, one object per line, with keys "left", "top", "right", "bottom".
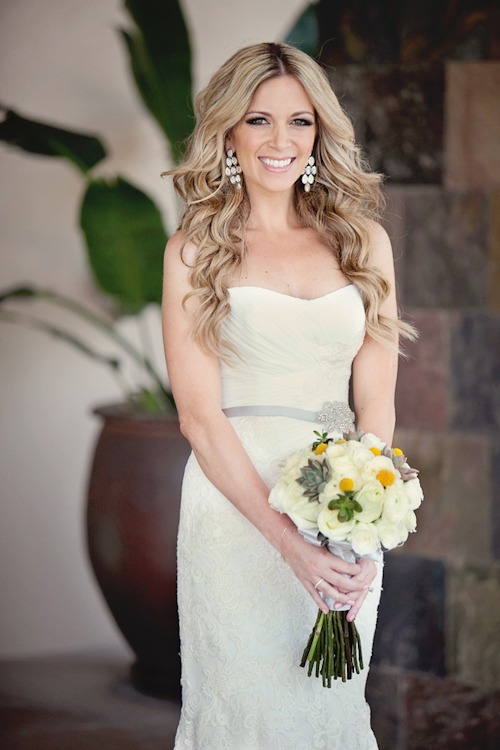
{"left": 86, "top": 404, "right": 191, "bottom": 699}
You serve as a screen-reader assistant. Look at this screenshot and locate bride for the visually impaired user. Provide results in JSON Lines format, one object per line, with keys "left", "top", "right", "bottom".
{"left": 162, "top": 42, "right": 415, "bottom": 750}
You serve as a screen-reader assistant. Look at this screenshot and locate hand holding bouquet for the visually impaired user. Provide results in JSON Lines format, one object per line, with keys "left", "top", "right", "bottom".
{"left": 269, "top": 428, "right": 422, "bottom": 686}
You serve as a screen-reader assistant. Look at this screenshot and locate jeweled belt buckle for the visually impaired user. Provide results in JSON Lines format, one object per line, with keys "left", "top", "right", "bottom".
{"left": 315, "top": 401, "right": 355, "bottom": 434}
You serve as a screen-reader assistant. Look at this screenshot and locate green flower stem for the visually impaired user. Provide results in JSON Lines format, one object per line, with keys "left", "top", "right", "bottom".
{"left": 306, "top": 610, "right": 324, "bottom": 666}
{"left": 350, "top": 621, "right": 360, "bottom": 674}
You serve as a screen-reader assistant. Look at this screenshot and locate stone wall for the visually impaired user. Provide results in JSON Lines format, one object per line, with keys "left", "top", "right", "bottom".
{"left": 328, "top": 58, "right": 500, "bottom": 749}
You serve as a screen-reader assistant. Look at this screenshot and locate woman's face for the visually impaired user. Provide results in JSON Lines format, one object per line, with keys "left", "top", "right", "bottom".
{"left": 226, "top": 75, "right": 317, "bottom": 197}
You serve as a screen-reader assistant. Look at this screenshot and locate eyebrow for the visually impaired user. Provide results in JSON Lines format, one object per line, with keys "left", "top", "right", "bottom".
{"left": 245, "top": 110, "right": 315, "bottom": 118}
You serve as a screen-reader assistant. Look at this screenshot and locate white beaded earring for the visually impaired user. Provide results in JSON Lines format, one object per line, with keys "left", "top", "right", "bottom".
{"left": 301, "top": 155, "right": 317, "bottom": 192}
{"left": 225, "top": 149, "right": 242, "bottom": 189}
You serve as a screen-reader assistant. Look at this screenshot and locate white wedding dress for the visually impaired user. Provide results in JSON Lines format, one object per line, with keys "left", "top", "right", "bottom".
{"left": 174, "top": 284, "right": 383, "bottom": 750}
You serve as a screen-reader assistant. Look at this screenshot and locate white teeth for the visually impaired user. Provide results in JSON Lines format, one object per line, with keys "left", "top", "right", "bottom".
{"left": 260, "top": 157, "right": 293, "bottom": 168}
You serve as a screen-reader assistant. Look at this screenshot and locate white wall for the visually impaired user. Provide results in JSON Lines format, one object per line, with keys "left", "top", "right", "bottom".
{"left": 0, "top": 0, "right": 306, "bottom": 657}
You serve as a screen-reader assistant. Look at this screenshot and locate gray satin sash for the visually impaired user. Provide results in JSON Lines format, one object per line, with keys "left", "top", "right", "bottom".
{"left": 222, "top": 405, "right": 318, "bottom": 422}
{"left": 222, "top": 401, "right": 355, "bottom": 433}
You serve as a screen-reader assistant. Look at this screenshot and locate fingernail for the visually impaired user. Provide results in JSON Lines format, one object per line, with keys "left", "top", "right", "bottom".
{"left": 334, "top": 601, "right": 342, "bottom": 609}
{"left": 347, "top": 600, "right": 355, "bottom": 605}
{"left": 363, "top": 584, "right": 369, "bottom": 590}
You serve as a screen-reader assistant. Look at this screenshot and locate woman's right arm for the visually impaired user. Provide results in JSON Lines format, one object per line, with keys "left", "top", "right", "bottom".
{"left": 161, "top": 232, "right": 367, "bottom": 613}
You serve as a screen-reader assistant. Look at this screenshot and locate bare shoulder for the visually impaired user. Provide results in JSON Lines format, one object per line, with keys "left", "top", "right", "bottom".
{"left": 164, "top": 230, "right": 197, "bottom": 270}
{"left": 364, "top": 219, "right": 394, "bottom": 274}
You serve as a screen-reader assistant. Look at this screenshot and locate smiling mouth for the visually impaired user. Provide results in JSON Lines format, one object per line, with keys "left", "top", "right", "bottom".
{"left": 259, "top": 157, "right": 295, "bottom": 168}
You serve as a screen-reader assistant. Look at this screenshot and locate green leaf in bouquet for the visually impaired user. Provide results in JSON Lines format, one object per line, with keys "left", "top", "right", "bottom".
{"left": 296, "top": 458, "right": 330, "bottom": 502}
{"left": 0, "top": 108, "right": 106, "bottom": 174}
{"left": 80, "top": 177, "right": 168, "bottom": 314}
{"left": 328, "top": 492, "right": 363, "bottom": 522}
{"left": 121, "top": 0, "right": 193, "bottom": 163}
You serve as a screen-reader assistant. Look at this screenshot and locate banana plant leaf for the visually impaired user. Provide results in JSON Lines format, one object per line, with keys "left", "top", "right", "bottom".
{"left": 121, "top": 0, "right": 193, "bottom": 162}
{"left": 80, "top": 177, "right": 167, "bottom": 314}
{"left": 0, "top": 108, "right": 106, "bottom": 173}
{"left": 285, "top": 4, "right": 320, "bottom": 58}
{"left": 0, "top": 309, "right": 122, "bottom": 372}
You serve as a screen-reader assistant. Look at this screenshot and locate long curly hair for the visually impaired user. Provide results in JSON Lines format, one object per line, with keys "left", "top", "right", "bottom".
{"left": 163, "top": 42, "right": 416, "bottom": 358}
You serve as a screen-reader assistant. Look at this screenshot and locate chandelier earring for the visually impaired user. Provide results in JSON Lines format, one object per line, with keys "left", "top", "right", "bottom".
{"left": 301, "top": 155, "right": 317, "bottom": 192}
{"left": 225, "top": 149, "right": 242, "bottom": 190}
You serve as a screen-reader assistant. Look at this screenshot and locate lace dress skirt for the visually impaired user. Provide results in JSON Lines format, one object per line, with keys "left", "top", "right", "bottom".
{"left": 174, "top": 414, "right": 383, "bottom": 750}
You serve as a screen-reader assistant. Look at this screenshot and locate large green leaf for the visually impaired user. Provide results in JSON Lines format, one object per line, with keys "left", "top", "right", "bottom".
{"left": 285, "top": 4, "right": 320, "bottom": 58}
{"left": 121, "top": 0, "right": 193, "bottom": 162}
{"left": 0, "top": 108, "right": 106, "bottom": 173}
{"left": 80, "top": 177, "right": 167, "bottom": 313}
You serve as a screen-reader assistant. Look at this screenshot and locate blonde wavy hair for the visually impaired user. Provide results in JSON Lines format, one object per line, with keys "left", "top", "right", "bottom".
{"left": 163, "top": 42, "right": 416, "bottom": 358}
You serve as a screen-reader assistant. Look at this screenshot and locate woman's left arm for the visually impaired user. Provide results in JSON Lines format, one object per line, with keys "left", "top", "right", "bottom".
{"left": 352, "top": 220, "right": 399, "bottom": 447}
{"left": 344, "top": 220, "right": 400, "bottom": 621}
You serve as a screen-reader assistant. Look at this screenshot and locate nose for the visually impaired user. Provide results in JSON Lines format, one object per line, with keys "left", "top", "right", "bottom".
{"left": 268, "top": 122, "right": 291, "bottom": 152}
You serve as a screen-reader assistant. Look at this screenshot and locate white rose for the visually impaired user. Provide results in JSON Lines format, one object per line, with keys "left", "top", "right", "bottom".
{"left": 374, "top": 519, "right": 408, "bottom": 550}
{"left": 318, "top": 506, "right": 356, "bottom": 541}
{"left": 402, "top": 508, "right": 417, "bottom": 533}
{"left": 325, "top": 442, "right": 347, "bottom": 461}
{"left": 347, "top": 441, "right": 374, "bottom": 471}
{"left": 269, "top": 480, "right": 321, "bottom": 530}
{"left": 381, "top": 485, "right": 409, "bottom": 523}
{"left": 362, "top": 455, "right": 400, "bottom": 486}
{"left": 360, "top": 433, "right": 387, "bottom": 452}
{"left": 352, "top": 482, "right": 385, "bottom": 523}
{"left": 321, "top": 478, "right": 342, "bottom": 503}
{"left": 405, "top": 477, "right": 424, "bottom": 510}
{"left": 348, "top": 522, "right": 380, "bottom": 556}
{"left": 328, "top": 454, "right": 363, "bottom": 493}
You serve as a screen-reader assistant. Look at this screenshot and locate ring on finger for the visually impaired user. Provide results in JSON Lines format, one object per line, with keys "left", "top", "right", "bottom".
{"left": 314, "top": 578, "right": 325, "bottom": 590}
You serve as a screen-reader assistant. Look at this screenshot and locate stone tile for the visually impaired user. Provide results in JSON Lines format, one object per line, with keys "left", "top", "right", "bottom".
{"left": 493, "top": 439, "right": 500, "bottom": 560}
{"left": 447, "top": 562, "right": 500, "bottom": 687}
{"left": 488, "top": 188, "right": 500, "bottom": 312}
{"left": 445, "top": 62, "right": 500, "bottom": 190}
{"left": 365, "top": 667, "right": 400, "bottom": 750}
{"left": 401, "top": 187, "right": 488, "bottom": 308}
{"left": 450, "top": 313, "right": 500, "bottom": 432}
{"left": 395, "top": 309, "right": 452, "bottom": 431}
{"left": 371, "top": 554, "right": 446, "bottom": 675}
{"left": 393, "top": 429, "right": 492, "bottom": 562}
{"left": 403, "top": 671, "right": 500, "bottom": 750}
{"left": 328, "top": 64, "right": 444, "bottom": 183}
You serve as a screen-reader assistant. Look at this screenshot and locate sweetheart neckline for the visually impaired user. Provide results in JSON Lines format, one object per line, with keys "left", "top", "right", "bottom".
{"left": 227, "top": 284, "right": 355, "bottom": 302}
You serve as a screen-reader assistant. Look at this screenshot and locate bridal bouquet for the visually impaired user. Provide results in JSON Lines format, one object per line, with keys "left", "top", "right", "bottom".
{"left": 268, "top": 428, "right": 422, "bottom": 686}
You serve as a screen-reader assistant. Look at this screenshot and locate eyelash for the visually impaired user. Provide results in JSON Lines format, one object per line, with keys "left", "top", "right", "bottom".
{"left": 245, "top": 117, "right": 314, "bottom": 127}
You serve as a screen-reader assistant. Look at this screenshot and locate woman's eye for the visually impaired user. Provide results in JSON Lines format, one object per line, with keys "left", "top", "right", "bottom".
{"left": 292, "top": 118, "right": 314, "bottom": 127}
{"left": 246, "top": 117, "right": 268, "bottom": 125}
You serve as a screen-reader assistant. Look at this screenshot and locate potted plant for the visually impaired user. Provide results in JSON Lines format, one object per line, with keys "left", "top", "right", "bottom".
{"left": 0, "top": 0, "right": 193, "bottom": 698}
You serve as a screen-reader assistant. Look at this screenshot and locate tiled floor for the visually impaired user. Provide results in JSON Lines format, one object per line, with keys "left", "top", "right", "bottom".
{"left": 0, "top": 647, "right": 181, "bottom": 750}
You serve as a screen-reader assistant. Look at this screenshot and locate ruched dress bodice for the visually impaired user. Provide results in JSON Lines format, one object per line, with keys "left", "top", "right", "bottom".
{"left": 220, "top": 284, "right": 366, "bottom": 411}
{"left": 174, "top": 283, "right": 381, "bottom": 750}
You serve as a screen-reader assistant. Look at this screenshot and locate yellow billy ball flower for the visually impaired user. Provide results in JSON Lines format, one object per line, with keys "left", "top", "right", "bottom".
{"left": 393, "top": 448, "right": 403, "bottom": 456}
{"left": 315, "top": 443, "right": 327, "bottom": 455}
{"left": 370, "top": 447, "right": 382, "bottom": 455}
{"left": 377, "top": 469, "right": 395, "bottom": 487}
{"left": 335, "top": 439, "right": 347, "bottom": 444}
{"left": 339, "top": 477, "right": 354, "bottom": 492}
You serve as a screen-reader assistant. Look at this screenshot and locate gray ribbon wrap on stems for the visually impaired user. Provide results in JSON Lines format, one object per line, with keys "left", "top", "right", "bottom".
{"left": 298, "top": 529, "right": 382, "bottom": 611}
